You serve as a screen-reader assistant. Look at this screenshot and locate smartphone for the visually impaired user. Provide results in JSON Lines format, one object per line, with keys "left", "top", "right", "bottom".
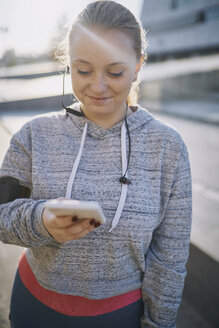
{"left": 44, "top": 199, "right": 106, "bottom": 224}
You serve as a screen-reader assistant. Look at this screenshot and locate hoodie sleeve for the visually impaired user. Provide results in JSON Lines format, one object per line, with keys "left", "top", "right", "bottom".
{"left": 0, "top": 123, "right": 54, "bottom": 247}
{"left": 140, "top": 141, "right": 192, "bottom": 328}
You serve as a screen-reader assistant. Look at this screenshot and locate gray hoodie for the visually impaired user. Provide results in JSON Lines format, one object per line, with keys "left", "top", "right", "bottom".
{"left": 0, "top": 104, "right": 192, "bottom": 327}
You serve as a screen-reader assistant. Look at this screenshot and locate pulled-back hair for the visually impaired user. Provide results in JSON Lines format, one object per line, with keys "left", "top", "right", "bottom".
{"left": 56, "top": 0, "right": 147, "bottom": 105}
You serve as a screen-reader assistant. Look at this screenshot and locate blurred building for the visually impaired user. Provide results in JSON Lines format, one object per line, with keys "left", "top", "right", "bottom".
{"left": 140, "top": 0, "right": 219, "bottom": 61}
{"left": 139, "top": 0, "right": 219, "bottom": 118}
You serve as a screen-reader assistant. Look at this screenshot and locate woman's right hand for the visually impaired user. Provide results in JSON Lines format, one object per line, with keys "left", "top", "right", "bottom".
{"left": 42, "top": 207, "right": 100, "bottom": 243}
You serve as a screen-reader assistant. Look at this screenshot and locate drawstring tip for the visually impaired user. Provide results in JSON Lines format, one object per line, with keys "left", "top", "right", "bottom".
{"left": 109, "top": 227, "right": 114, "bottom": 233}
{"left": 119, "top": 176, "right": 131, "bottom": 185}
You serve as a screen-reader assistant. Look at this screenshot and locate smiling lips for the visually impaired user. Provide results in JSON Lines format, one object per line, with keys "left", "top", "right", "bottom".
{"left": 88, "top": 95, "right": 112, "bottom": 104}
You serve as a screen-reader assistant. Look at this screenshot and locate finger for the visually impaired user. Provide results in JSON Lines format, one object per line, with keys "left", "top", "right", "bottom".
{"left": 70, "top": 219, "right": 101, "bottom": 238}
{"left": 72, "top": 216, "right": 78, "bottom": 222}
{"left": 53, "top": 215, "right": 77, "bottom": 228}
{"left": 56, "top": 220, "right": 93, "bottom": 242}
{"left": 71, "top": 224, "right": 95, "bottom": 240}
{"left": 68, "top": 218, "right": 92, "bottom": 233}
{"left": 64, "top": 219, "right": 94, "bottom": 238}
{"left": 53, "top": 218, "right": 101, "bottom": 242}
{"left": 57, "top": 224, "right": 94, "bottom": 243}
{"left": 89, "top": 219, "right": 101, "bottom": 228}
{"left": 56, "top": 216, "right": 92, "bottom": 229}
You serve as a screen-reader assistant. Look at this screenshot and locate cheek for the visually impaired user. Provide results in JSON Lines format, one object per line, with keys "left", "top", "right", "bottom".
{"left": 113, "top": 77, "right": 133, "bottom": 95}
{"left": 71, "top": 77, "right": 85, "bottom": 94}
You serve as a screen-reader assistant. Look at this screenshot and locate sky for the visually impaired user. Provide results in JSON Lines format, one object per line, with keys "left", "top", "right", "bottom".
{"left": 0, "top": 0, "right": 144, "bottom": 58}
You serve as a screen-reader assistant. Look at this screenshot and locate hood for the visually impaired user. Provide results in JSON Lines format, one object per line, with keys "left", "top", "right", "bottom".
{"left": 66, "top": 102, "right": 153, "bottom": 139}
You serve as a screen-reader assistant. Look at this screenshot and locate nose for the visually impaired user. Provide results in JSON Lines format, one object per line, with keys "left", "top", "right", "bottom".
{"left": 90, "top": 73, "right": 107, "bottom": 94}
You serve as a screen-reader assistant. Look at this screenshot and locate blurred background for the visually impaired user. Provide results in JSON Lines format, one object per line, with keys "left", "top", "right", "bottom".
{"left": 0, "top": 0, "right": 219, "bottom": 327}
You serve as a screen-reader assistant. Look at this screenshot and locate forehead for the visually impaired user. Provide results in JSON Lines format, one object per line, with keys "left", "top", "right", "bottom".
{"left": 69, "top": 26, "right": 137, "bottom": 64}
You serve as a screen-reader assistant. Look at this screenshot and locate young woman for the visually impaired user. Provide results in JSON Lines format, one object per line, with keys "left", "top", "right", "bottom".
{"left": 0, "top": 1, "right": 192, "bottom": 327}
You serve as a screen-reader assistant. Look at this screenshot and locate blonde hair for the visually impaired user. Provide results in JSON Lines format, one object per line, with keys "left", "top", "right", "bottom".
{"left": 55, "top": 0, "right": 147, "bottom": 106}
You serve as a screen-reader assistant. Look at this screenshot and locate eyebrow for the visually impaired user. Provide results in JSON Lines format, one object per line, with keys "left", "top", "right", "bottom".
{"left": 108, "top": 62, "right": 127, "bottom": 67}
{"left": 72, "top": 59, "right": 90, "bottom": 64}
{"left": 72, "top": 59, "right": 127, "bottom": 66}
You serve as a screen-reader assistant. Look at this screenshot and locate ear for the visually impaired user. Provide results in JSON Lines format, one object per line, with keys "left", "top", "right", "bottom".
{"left": 133, "top": 55, "right": 144, "bottom": 80}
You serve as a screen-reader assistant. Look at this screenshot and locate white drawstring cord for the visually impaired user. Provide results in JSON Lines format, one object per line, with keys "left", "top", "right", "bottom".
{"left": 65, "top": 123, "right": 88, "bottom": 199}
{"left": 65, "top": 121, "right": 129, "bottom": 232}
{"left": 109, "top": 123, "right": 128, "bottom": 232}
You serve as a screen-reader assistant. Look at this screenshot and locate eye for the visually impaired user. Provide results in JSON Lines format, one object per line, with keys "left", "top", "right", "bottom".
{"left": 77, "top": 69, "right": 91, "bottom": 75}
{"left": 108, "top": 71, "right": 124, "bottom": 77}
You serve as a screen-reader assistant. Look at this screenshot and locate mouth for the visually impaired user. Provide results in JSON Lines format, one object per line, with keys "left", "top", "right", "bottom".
{"left": 88, "top": 96, "right": 112, "bottom": 105}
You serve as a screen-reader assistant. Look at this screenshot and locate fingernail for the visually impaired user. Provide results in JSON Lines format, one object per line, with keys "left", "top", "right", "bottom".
{"left": 90, "top": 219, "right": 96, "bottom": 226}
{"left": 72, "top": 216, "right": 78, "bottom": 222}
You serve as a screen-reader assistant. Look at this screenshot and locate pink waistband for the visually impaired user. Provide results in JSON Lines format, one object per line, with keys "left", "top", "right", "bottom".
{"left": 18, "top": 251, "right": 142, "bottom": 316}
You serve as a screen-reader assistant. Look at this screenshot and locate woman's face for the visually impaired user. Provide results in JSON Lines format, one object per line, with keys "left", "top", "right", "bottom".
{"left": 69, "top": 27, "right": 142, "bottom": 127}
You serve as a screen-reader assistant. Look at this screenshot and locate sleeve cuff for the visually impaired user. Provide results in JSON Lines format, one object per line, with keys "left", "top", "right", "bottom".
{"left": 32, "top": 201, "right": 58, "bottom": 245}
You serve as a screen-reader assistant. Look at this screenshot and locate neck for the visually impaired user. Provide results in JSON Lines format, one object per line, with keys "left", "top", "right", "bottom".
{"left": 80, "top": 104, "right": 127, "bottom": 129}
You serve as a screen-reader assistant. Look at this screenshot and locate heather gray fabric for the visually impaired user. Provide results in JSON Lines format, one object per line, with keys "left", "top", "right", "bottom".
{"left": 0, "top": 104, "right": 192, "bottom": 327}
